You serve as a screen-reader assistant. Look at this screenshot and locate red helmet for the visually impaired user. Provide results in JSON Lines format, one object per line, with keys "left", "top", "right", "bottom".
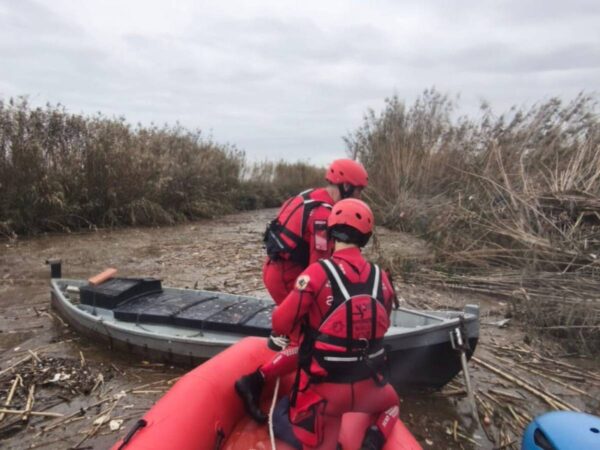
{"left": 327, "top": 198, "right": 374, "bottom": 234}
{"left": 325, "top": 159, "right": 368, "bottom": 187}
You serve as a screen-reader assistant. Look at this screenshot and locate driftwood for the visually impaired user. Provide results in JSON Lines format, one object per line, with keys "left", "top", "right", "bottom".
{"left": 488, "top": 388, "right": 525, "bottom": 402}
{"left": 0, "top": 375, "right": 21, "bottom": 422}
{"left": 28, "top": 350, "right": 42, "bottom": 363}
{"left": 0, "top": 408, "right": 63, "bottom": 418}
{"left": 486, "top": 342, "right": 600, "bottom": 384}
{"left": 435, "top": 388, "right": 467, "bottom": 397}
{"left": 0, "top": 355, "right": 32, "bottom": 376}
{"left": 41, "top": 376, "right": 181, "bottom": 434}
{"left": 22, "top": 384, "right": 36, "bottom": 421}
{"left": 490, "top": 354, "right": 591, "bottom": 397}
{"left": 38, "top": 310, "right": 68, "bottom": 327}
{"left": 41, "top": 396, "right": 115, "bottom": 433}
{"left": 130, "top": 390, "right": 166, "bottom": 395}
{"left": 473, "top": 357, "right": 580, "bottom": 412}
{"left": 72, "top": 398, "right": 120, "bottom": 449}
{"left": 514, "top": 362, "right": 591, "bottom": 397}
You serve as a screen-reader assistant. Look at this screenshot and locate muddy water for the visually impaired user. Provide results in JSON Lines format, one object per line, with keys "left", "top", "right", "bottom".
{"left": 0, "top": 209, "right": 598, "bottom": 449}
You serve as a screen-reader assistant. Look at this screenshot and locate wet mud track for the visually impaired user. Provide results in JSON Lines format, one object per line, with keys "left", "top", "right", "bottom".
{"left": 1, "top": 209, "right": 598, "bottom": 449}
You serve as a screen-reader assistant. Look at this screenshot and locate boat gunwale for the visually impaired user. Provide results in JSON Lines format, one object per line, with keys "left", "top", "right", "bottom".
{"left": 51, "top": 279, "right": 236, "bottom": 348}
{"left": 51, "top": 279, "right": 479, "bottom": 346}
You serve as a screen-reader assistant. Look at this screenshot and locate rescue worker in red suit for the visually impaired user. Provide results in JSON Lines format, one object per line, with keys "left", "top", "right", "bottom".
{"left": 235, "top": 159, "right": 369, "bottom": 423}
{"left": 262, "top": 159, "right": 369, "bottom": 304}
{"left": 271, "top": 199, "right": 399, "bottom": 450}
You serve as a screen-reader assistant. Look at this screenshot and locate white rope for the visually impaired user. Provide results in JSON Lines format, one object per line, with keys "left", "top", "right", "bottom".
{"left": 268, "top": 376, "right": 281, "bottom": 450}
{"left": 269, "top": 335, "right": 290, "bottom": 350}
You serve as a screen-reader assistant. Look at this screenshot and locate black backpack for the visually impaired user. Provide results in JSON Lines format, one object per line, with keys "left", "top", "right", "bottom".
{"left": 263, "top": 189, "right": 331, "bottom": 267}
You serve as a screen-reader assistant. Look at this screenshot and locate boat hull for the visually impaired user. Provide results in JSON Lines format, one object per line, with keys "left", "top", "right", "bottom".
{"left": 51, "top": 279, "right": 478, "bottom": 390}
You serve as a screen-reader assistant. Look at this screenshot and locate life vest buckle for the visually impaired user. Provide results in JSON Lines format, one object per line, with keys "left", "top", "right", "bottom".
{"left": 357, "top": 338, "right": 369, "bottom": 356}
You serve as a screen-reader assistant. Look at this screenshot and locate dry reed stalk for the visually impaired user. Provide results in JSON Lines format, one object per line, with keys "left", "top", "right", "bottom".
{"left": 490, "top": 354, "right": 590, "bottom": 397}
{"left": 0, "top": 409, "right": 62, "bottom": 418}
{"left": 0, "top": 375, "right": 21, "bottom": 422}
{"left": 351, "top": 92, "right": 600, "bottom": 353}
{"left": 0, "top": 355, "right": 33, "bottom": 377}
{"left": 41, "top": 376, "right": 180, "bottom": 434}
{"left": 21, "top": 384, "right": 35, "bottom": 421}
{"left": 472, "top": 357, "right": 580, "bottom": 412}
{"left": 72, "top": 398, "right": 120, "bottom": 449}
{"left": 1, "top": 98, "right": 326, "bottom": 237}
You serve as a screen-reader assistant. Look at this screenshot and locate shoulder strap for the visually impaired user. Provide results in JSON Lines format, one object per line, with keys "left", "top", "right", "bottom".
{"left": 362, "top": 263, "right": 383, "bottom": 303}
{"left": 320, "top": 259, "right": 350, "bottom": 301}
{"left": 320, "top": 259, "right": 354, "bottom": 345}
{"left": 371, "top": 264, "right": 381, "bottom": 299}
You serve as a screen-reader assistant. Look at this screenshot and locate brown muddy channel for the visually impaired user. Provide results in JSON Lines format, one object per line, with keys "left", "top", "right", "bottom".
{"left": 1, "top": 209, "right": 598, "bottom": 449}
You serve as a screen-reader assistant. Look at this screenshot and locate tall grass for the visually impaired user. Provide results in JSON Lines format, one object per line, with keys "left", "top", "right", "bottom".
{"left": 237, "top": 160, "right": 325, "bottom": 210}
{"left": 0, "top": 98, "right": 324, "bottom": 236}
{"left": 348, "top": 90, "right": 600, "bottom": 351}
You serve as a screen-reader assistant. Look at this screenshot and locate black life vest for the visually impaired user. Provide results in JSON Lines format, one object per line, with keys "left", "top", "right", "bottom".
{"left": 263, "top": 189, "right": 332, "bottom": 267}
{"left": 300, "top": 258, "right": 390, "bottom": 384}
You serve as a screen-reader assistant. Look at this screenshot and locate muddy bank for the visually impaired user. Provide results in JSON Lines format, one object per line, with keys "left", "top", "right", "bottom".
{"left": 1, "top": 209, "right": 599, "bottom": 449}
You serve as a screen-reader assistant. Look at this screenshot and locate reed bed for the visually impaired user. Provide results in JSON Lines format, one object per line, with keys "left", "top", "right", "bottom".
{"left": 348, "top": 90, "right": 600, "bottom": 352}
{"left": 237, "top": 159, "right": 325, "bottom": 210}
{"left": 0, "top": 98, "right": 323, "bottom": 237}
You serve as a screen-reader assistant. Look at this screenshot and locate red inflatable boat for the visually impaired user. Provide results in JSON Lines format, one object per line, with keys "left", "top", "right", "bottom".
{"left": 113, "top": 337, "right": 422, "bottom": 450}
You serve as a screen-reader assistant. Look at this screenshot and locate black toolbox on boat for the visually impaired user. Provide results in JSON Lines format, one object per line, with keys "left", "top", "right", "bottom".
{"left": 80, "top": 278, "right": 162, "bottom": 309}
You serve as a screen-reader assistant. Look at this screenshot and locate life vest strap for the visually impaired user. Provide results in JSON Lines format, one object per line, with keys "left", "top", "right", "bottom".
{"left": 307, "top": 328, "right": 383, "bottom": 352}
{"left": 321, "top": 347, "right": 385, "bottom": 362}
{"left": 311, "top": 350, "right": 388, "bottom": 384}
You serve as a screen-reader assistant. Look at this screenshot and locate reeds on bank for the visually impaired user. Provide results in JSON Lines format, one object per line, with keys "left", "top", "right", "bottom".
{"left": 0, "top": 98, "right": 322, "bottom": 236}
{"left": 348, "top": 90, "right": 600, "bottom": 352}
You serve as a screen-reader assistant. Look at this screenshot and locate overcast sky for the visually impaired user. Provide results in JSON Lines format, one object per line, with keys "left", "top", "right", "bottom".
{"left": 1, "top": 0, "right": 599, "bottom": 165}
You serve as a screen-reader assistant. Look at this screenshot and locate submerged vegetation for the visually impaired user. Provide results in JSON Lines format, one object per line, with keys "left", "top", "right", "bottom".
{"left": 0, "top": 98, "right": 322, "bottom": 236}
{"left": 348, "top": 89, "right": 600, "bottom": 352}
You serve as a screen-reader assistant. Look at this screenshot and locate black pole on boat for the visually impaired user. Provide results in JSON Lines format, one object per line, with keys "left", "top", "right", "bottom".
{"left": 46, "top": 258, "right": 62, "bottom": 278}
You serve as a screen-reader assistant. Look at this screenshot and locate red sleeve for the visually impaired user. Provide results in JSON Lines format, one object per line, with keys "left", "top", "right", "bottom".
{"left": 272, "top": 267, "right": 318, "bottom": 336}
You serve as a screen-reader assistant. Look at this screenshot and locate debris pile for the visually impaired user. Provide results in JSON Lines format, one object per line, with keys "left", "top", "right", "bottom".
{"left": 0, "top": 345, "right": 179, "bottom": 448}
{"left": 440, "top": 341, "right": 600, "bottom": 449}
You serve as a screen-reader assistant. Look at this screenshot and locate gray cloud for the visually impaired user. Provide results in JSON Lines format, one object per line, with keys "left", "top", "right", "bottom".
{"left": 0, "top": 0, "right": 598, "bottom": 164}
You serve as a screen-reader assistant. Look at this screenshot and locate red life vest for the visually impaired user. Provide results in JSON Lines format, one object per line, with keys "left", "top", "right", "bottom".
{"left": 263, "top": 189, "right": 332, "bottom": 267}
{"left": 300, "top": 259, "right": 390, "bottom": 384}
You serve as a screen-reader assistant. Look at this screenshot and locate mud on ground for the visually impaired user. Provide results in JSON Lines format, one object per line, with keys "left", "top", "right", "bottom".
{"left": 0, "top": 209, "right": 599, "bottom": 449}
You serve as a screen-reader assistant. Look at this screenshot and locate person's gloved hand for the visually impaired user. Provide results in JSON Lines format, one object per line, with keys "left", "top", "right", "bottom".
{"left": 268, "top": 333, "right": 290, "bottom": 351}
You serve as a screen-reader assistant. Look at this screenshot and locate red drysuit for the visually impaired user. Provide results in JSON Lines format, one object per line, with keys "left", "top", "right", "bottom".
{"left": 262, "top": 188, "right": 335, "bottom": 305}
{"left": 271, "top": 247, "right": 400, "bottom": 449}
